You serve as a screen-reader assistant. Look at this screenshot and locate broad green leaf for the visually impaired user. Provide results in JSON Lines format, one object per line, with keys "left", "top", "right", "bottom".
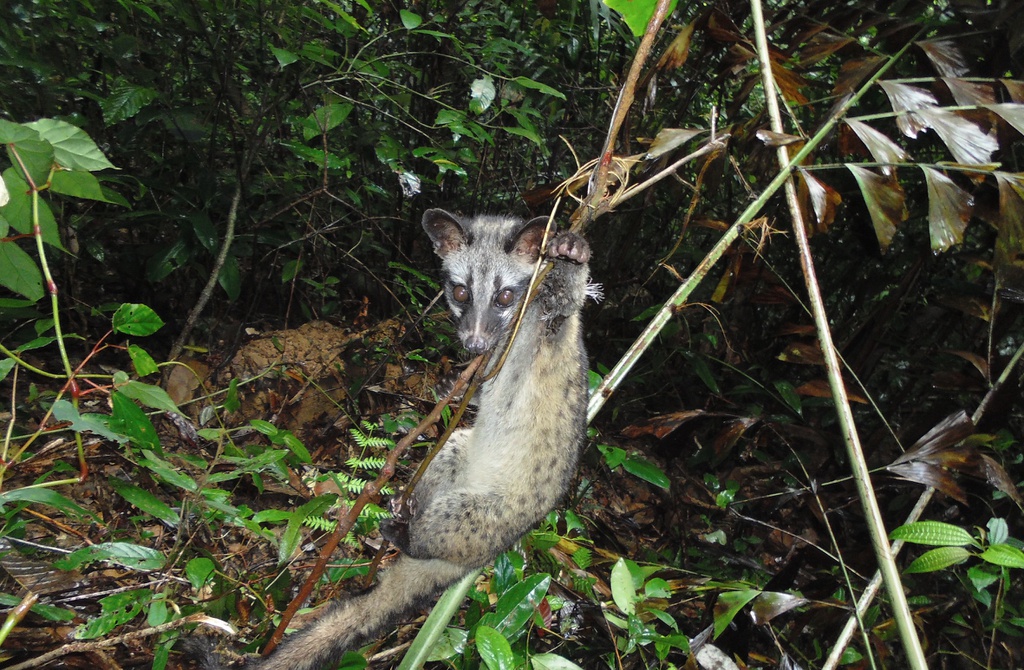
{"left": 119, "top": 380, "right": 179, "bottom": 414}
{"left": 0, "top": 241, "right": 44, "bottom": 301}
{"left": 186, "top": 557, "right": 216, "bottom": 591}
{"left": 904, "top": 546, "right": 971, "bottom": 573}
{"left": 50, "top": 170, "right": 117, "bottom": 202}
{"left": 128, "top": 344, "right": 160, "bottom": 377}
{"left": 0, "top": 594, "right": 74, "bottom": 622}
{"left": 109, "top": 391, "right": 162, "bottom": 452}
{"left": 140, "top": 450, "right": 198, "bottom": 492}
{"left": 218, "top": 254, "right": 241, "bottom": 301}
{"left": 979, "top": 544, "right": 1024, "bottom": 569}
{"left": 303, "top": 103, "right": 353, "bottom": 141}
{"left": 622, "top": 456, "right": 670, "bottom": 489}
{"left": 987, "top": 518, "right": 1009, "bottom": 545}
{"left": 399, "top": 9, "right": 422, "bottom": 29}
{"left": 112, "top": 303, "right": 165, "bottom": 336}
{"left": 480, "top": 573, "right": 550, "bottom": 638}
{"left": 531, "top": 653, "right": 585, "bottom": 670}
{"left": 597, "top": 444, "right": 626, "bottom": 469}
{"left": 0, "top": 119, "right": 40, "bottom": 144}
{"left": 603, "top": 0, "right": 678, "bottom": 38}
{"left": 0, "top": 358, "right": 15, "bottom": 382}
{"left": 610, "top": 557, "right": 636, "bottom": 615}
{"left": 890, "top": 521, "right": 977, "bottom": 547}
{"left": 7, "top": 138, "right": 54, "bottom": 187}
{"left": 280, "top": 495, "right": 338, "bottom": 564}
{"left": 774, "top": 380, "right": 803, "bottom": 416}
{"left": 270, "top": 46, "right": 299, "bottom": 67}
{"left": 712, "top": 589, "right": 760, "bottom": 638}
{"left": 100, "top": 84, "right": 160, "bottom": 124}
{"left": 475, "top": 625, "right": 515, "bottom": 670}
{"left": 26, "top": 119, "right": 116, "bottom": 172}
{"left": 0, "top": 486, "right": 90, "bottom": 518}
{"left": 0, "top": 169, "right": 64, "bottom": 249}
{"left": 55, "top": 542, "right": 165, "bottom": 571}
{"left": 51, "top": 399, "right": 127, "bottom": 443}
{"left": 109, "top": 477, "right": 179, "bottom": 525}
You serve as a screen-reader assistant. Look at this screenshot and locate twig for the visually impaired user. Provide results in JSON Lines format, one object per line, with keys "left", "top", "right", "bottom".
{"left": 168, "top": 183, "right": 242, "bottom": 363}
{"left": 5, "top": 613, "right": 208, "bottom": 670}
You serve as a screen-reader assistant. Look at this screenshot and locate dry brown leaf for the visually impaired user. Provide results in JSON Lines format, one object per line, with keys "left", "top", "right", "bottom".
{"left": 941, "top": 350, "right": 989, "bottom": 379}
{"left": 888, "top": 461, "right": 969, "bottom": 504}
{"left": 986, "top": 102, "right": 1024, "bottom": 136}
{"left": 712, "top": 417, "right": 759, "bottom": 460}
{"left": 943, "top": 78, "right": 997, "bottom": 106}
{"left": 797, "top": 169, "right": 842, "bottom": 234}
{"left": 657, "top": 21, "right": 696, "bottom": 70}
{"left": 621, "top": 410, "right": 706, "bottom": 439}
{"left": 834, "top": 57, "right": 884, "bottom": 96}
{"left": 777, "top": 341, "right": 824, "bottom": 365}
{"left": 994, "top": 173, "right": 1024, "bottom": 300}
{"left": 1002, "top": 79, "right": 1024, "bottom": 103}
{"left": 799, "top": 32, "right": 855, "bottom": 67}
{"left": 917, "top": 107, "right": 998, "bottom": 165}
{"left": 892, "top": 411, "right": 974, "bottom": 464}
{"left": 751, "top": 591, "right": 810, "bottom": 625}
{"left": 644, "top": 127, "right": 706, "bottom": 159}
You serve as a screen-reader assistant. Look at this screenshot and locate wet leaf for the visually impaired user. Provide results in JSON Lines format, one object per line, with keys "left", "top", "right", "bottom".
{"left": 797, "top": 169, "right": 842, "bottom": 233}
{"left": 1002, "top": 79, "right": 1024, "bottom": 103}
{"left": 611, "top": 558, "right": 637, "bottom": 615}
{"left": 943, "top": 78, "right": 997, "bottom": 106}
{"left": 846, "top": 164, "right": 908, "bottom": 252}
{"left": 985, "top": 102, "right": 1024, "bottom": 136}
{"left": 892, "top": 411, "right": 974, "bottom": 464}
{"left": 750, "top": 591, "right": 808, "bottom": 625}
{"left": 755, "top": 130, "right": 803, "bottom": 147}
{"left": 622, "top": 456, "right": 671, "bottom": 489}
{"left": 0, "top": 538, "right": 82, "bottom": 594}
{"left": 878, "top": 81, "right": 936, "bottom": 138}
{"left": 890, "top": 520, "right": 977, "bottom": 547}
{"left": 55, "top": 541, "right": 166, "bottom": 571}
{"left": 916, "top": 38, "right": 969, "bottom": 77}
{"left": 917, "top": 107, "right": 998, "bottom": 164}
{"left": 887, "top": 461, "right": 968, "bottom": 504}
{"left": 845, "top": 119, "right": 908, "bottom": 175}
{"left": 980, "top": 454, "right": 1024, "bottom": 507}
{"left": 657, "top": 21, "right": 695, "bottom": 70}
{"left": 904, "top": 546, "right": 971, "bottom": 573}
{"left": 993, "top": 174, "right": 1024, "bottom": 299}
{"left": 713, "top": 589, "right": 760, "bottom": 638}
{"left": 482, "top": 573, "right": 550, "bottom": 637}
{"left": 921, "top": 167, "right": 973, "bottom": 252}
{"left": 834, "top": 57, "right": 884, "bottom": 96}
{"left": 475, "top": 625, "right": 514, "bottom": 670}
{"left": 645, "top": 128, "right": 706, "bottom": 160}
{"left": 621, "top": 410, "right": 705, "bottom": 439}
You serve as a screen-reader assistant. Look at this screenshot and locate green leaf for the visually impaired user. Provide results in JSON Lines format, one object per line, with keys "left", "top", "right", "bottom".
{"left": 713, "top": 589, "right": 760, "bottom": 638}
{"left": 119, "top": 380, "right": 179, "bottom": 414}
{"left": 0, "top": 594, "right": 74, "bottom": 622}
{"left": 979, "top": 544, "right": 1024, "bottom": 569}
{"left": 890, "top": 521, "right": 977, "bottom": 547}
{"left": 7, "top": 138, "right": 54, "bottom": 187}
{"left": 128, "top": 344, "right": 160, "bottom": 377}
{"left": 475, "top": 625, "right": 515, "bottom": 670}
{"left": 0, "top": 486, "right": 91, "bottom": 518}
{"left": 55, "top": 542, "right": 165, "bottom": 571}
{"left": 218, "top": 254, "right": 241, "bottom": 301}
{"left": 51, "top": 399, "right": 127, "bottom": 443}
{"left": 531, "top": 653, "right": 585, "bottom": 670}
{"left": 0, "top": 119, "right": 41, "bottom": 144}
{"left": 774, "top": 380, "right": 802, "bottom": 416}
{"left": 186, "top": 557, "right": 216, "bottom": 591}
{"left": 470, "top": 77, "right": 496, "bottom": 115}
{"left": 904, "top": 546, "right": 971, "bottom": 573}
{"left": 480, "top": 573, "right": 550, "bottom": 639}
{"left": 112, "top": 303, "right": 165, "bottom": 336}
{"left": 622, "top": 456, "right": 670, "bottom": 489}
{"left": 610, "top": 557, "right": 636, "bottom": 615}
{"left": 100, "top": 84, "right": 160, "bottom": 124}
{"left": 511, "top": 76, "right": 566, "bottom": 100}
{"left": 1, "top": 169, "right": 64, "bottom": 249}
{"left": 0, "top": 241, "right": 44, "bottom": 301}
{"left": 108, "top": 478, "right": 180, "bottom": 525}
{"left": 50, "top": 170, "right": 117, "bottom": 202}
{"left": 139, "top": 450, "right": 198, "bottom": 492}
{"left": 26, "top": 119, "right": 116, "bottom": 172}
{"left": 270, "top": 46, "right": 299, "bottom": 67}
{"left": 597, "top": 444, "right": 626, "bottom": 469}
{"left": 399, "top": 9, "right": 423, "bottom": 29}
{"left": 602, "top": 0, "right": 679, "bottom": 38}
{"left": 109, "top": 391, "right": 162, "bottom": 453}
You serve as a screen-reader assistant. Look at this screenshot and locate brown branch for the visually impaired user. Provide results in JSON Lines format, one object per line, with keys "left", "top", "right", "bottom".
{"left": 570, "top": 0, "right": 674, "bottom": 231}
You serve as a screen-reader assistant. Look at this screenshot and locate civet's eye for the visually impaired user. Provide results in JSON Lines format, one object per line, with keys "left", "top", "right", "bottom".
{"left": 452, "top": 285, "right": 470, "bottom": 303}
{"left": 495, "top": 289, "right": 515, "bottom": 307}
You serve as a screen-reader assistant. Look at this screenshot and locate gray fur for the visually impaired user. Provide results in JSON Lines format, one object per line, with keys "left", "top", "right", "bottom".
{"left": 195, "top": 209, "right": 589, "bottom": 670}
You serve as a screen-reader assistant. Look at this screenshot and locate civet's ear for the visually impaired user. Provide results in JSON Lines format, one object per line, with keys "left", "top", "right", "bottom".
{"left": 422, "top": 209, "right": 469, "bottom": 258}
{"left": 508, "top": 216, "right": 554, "bottom": 258}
